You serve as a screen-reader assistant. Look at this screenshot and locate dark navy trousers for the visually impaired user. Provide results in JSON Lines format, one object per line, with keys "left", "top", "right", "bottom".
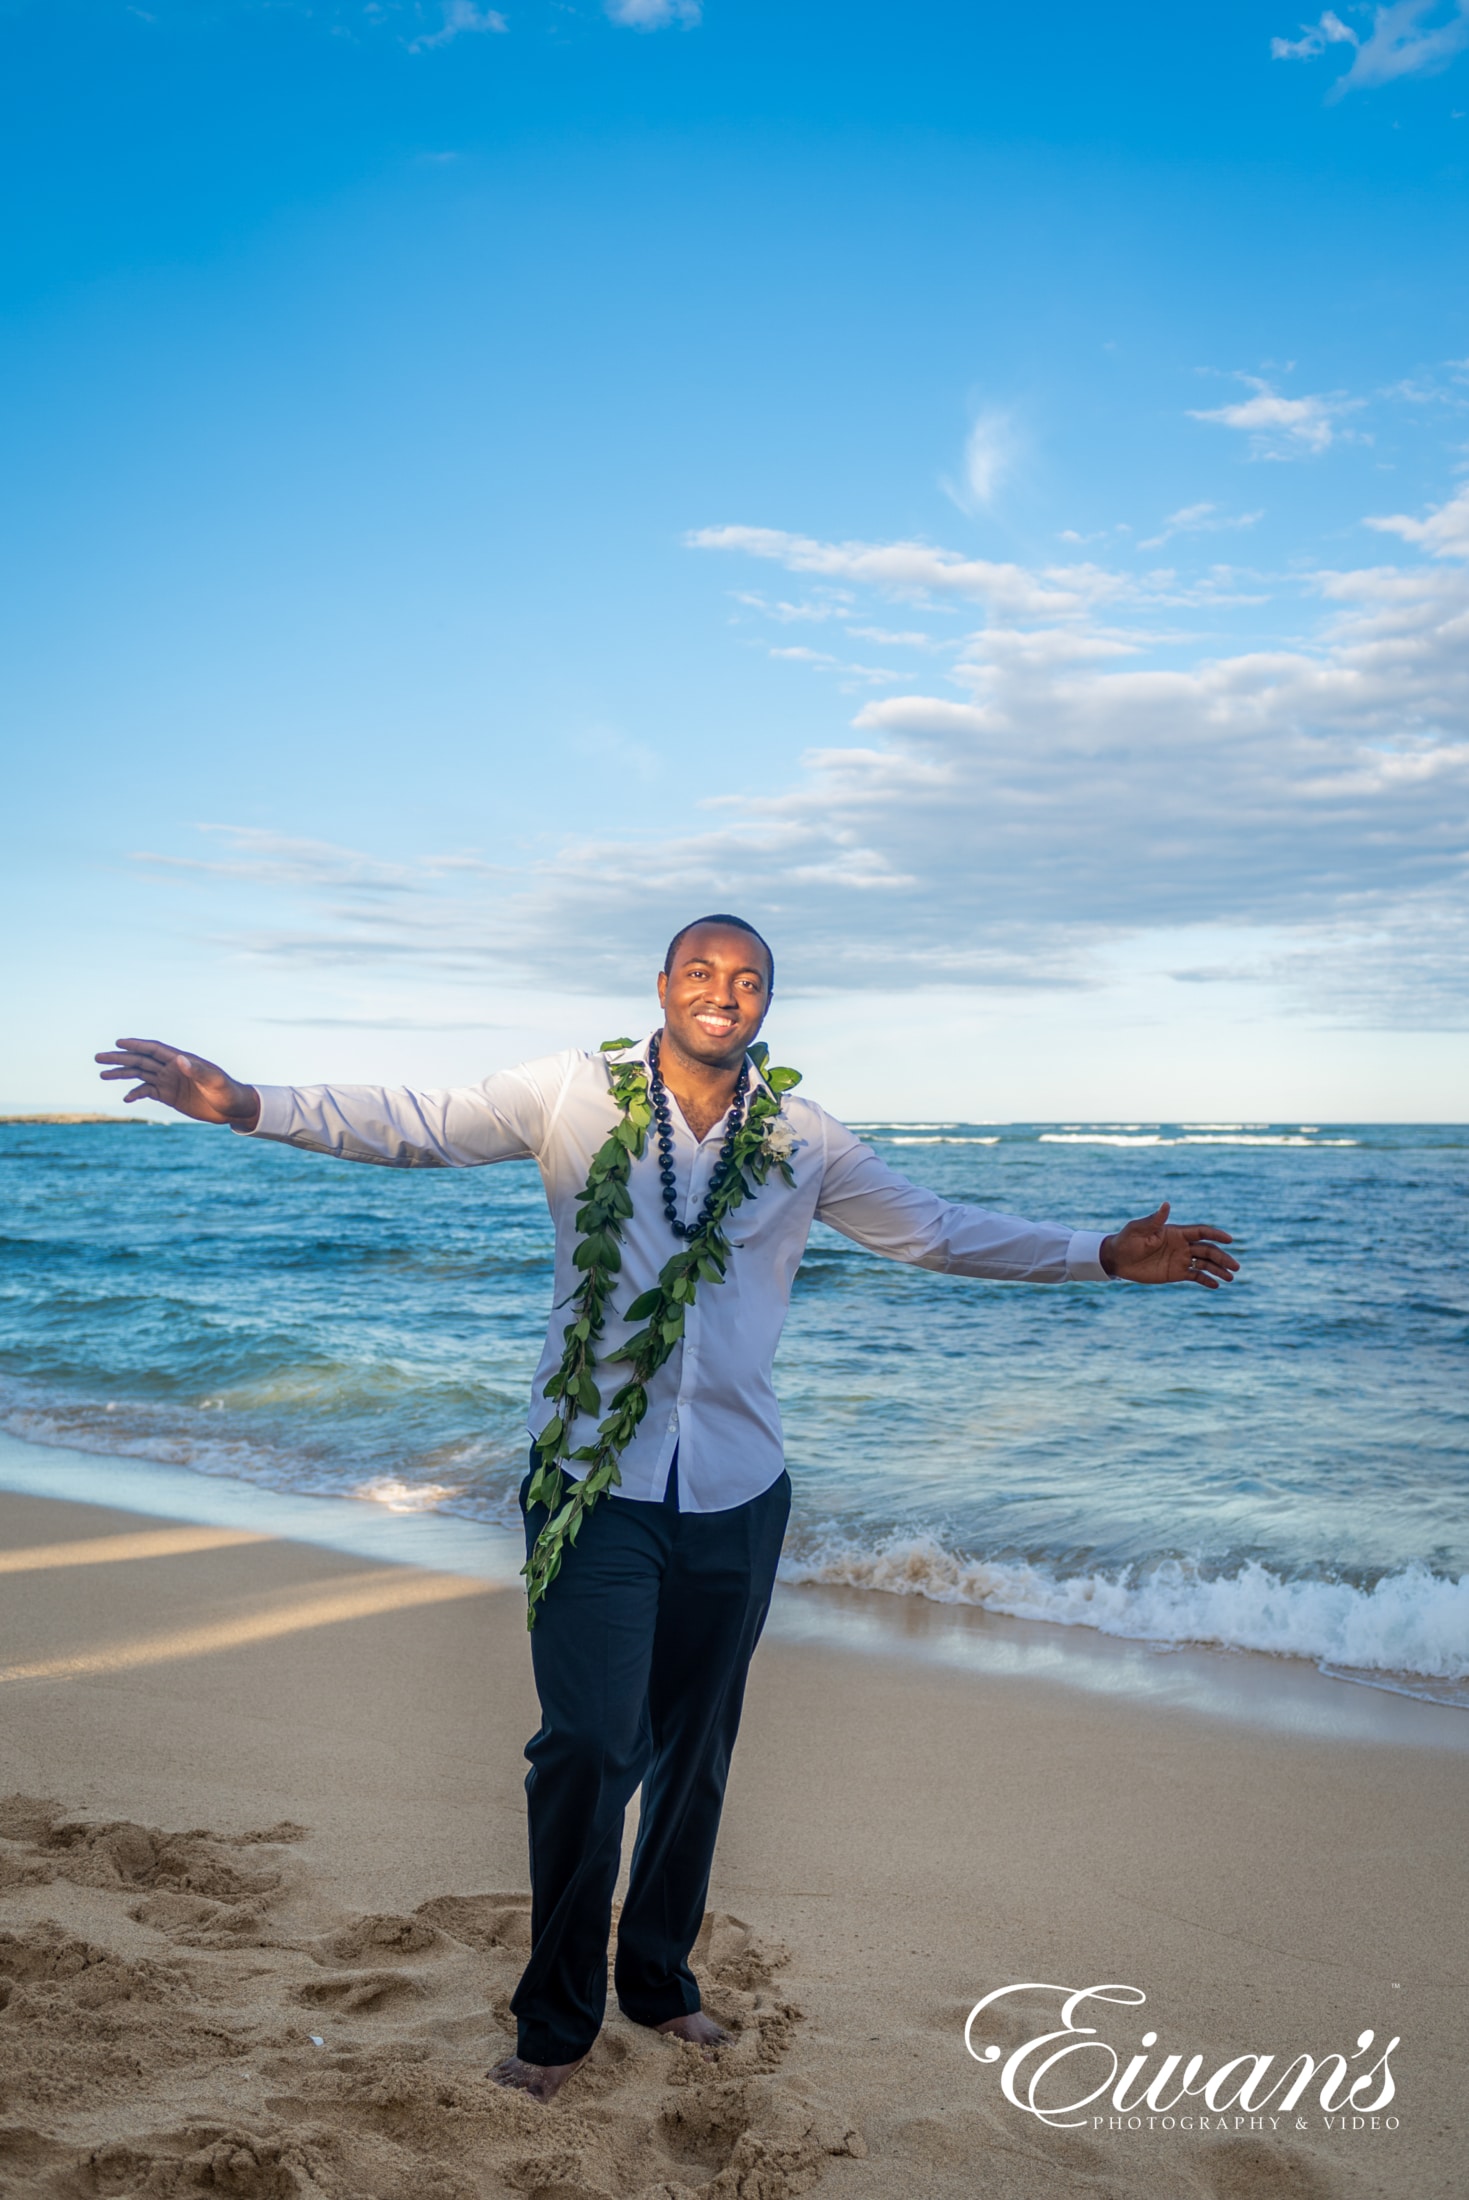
{"left": 510, "top": 1448, "right": 791, "bottom": 2065}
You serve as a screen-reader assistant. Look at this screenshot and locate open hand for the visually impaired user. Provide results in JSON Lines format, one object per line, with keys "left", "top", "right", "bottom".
{"left": 1100, "top": 1202, "right": 1238, "bottom": 1290}
{"left": 95, "top": 1038, "right": 260, "bottom": 1130}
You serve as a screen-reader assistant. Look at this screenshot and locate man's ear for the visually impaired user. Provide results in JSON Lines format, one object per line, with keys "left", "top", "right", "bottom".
{"left": 656, "top": 970, "right": 668, "bottom": 1008}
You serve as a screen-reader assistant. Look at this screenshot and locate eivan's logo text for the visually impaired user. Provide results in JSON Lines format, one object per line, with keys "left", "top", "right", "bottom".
{"left": 964, "top": 1983, "right": 1400, "bottom": 2132}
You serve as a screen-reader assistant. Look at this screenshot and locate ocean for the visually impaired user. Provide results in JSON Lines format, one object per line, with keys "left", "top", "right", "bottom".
{"left": 2, "top": 1117, "right": 1466, "bottom": 1705}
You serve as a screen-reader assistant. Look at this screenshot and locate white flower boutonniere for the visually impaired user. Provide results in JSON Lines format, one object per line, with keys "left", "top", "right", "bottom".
{"left": 760, "top": 1113, "right": 799, "bottom": 1163}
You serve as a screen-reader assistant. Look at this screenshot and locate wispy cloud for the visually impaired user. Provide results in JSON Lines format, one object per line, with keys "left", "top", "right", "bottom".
{"left": 730, "top": 589, "right": 855, "bottom": 624}
{"left": 407, "top": 0, "right": 507, "bottom": 52}
{"left": 258, "top": 1016, "right": 515, "bottom": 1030}
{"left": 1138, "top": 502, "right": 1267, "bottom": 549}
{"left": 940, "top": 408, "right": 1018, "bottom": 516}
{"left": 1380, "top": 362, "right": 1469, "bottom": 405}
{"left": 1272, "top": 2, "right": 1469, "bottom": 95}
{"left": 695, "top": 525, "right": 1268, "bottom": 618}
{"left": 768, "top": 645, "right": 900, "bottom": 688}
{"left": 604, "top": 0, "right": 701, "bottom": 27}
{"left": 131, "top": 826, "right": 419, "bottom": 891}
{"left": 1058, "top": 524, "right": 1132, "bottom": 547}
{"left": 129, "top": 825, "right": 499, "bottom": 895}
{"left": 1364, "top": 478, "right": 1469, "bottom": 555}
{"left": 1189, "top": 375, "right": 1357, "bottom": 458}
{"left": 844, "top": 625, "right": 940, "bottom": 648}
{"left": 689, "top": 525, "right": 1130, "bottom": 620}
{"left": 1271, "top": 8, "right": 1361, "bottom": 62}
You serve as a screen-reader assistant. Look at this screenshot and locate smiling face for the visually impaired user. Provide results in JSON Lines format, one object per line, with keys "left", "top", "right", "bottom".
{"left": 656, "top": 923, "right": 773, "bottom": 1070}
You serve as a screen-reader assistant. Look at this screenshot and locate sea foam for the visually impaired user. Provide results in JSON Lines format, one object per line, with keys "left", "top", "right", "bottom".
{"left": 778, "top": 1538, "right": 1469, "bottom": 1696}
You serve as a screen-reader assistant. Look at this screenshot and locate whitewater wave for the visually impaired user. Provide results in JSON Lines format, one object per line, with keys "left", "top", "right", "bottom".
{"left": 778, "top": 1537, "right": 1469, "bottom": 1702}
{"left": 888, "top": 1135, "right": 1001, "bottom": 1146}
{"left": 1038, "top": 1132, "right": 1358, "bottom": 1148}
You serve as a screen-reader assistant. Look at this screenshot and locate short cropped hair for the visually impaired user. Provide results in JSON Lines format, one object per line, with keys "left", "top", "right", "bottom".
{"left": 663, "top": 913, "right": 775, "bottom": 994}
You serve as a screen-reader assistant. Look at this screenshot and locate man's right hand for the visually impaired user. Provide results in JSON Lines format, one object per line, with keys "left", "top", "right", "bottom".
{"left": 95, "top": 1039, "right": 261, "bottom": 1131}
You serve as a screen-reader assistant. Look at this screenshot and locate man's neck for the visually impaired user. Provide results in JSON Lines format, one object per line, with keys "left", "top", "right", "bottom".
{"left": 656, "top": 1026, "right": 744, "bottom": 1143}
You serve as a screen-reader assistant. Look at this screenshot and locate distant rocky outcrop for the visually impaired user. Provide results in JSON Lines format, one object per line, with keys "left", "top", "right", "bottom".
{"left": 0, "top": 1113, "right": 153, "bottom": 1125}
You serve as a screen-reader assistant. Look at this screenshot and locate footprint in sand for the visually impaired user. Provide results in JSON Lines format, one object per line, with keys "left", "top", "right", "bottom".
{"left": 295, "top": 1968, "right": 428, "bottom": 2015}
{"left": 416, "top": 1891, "right": 534, "bottom": 1958}
{"left": 313, "top": 1913, "right": 443, "bottom": 1962}
{"left": 0, "top": 1793, "right": 864, "bottom": 2200}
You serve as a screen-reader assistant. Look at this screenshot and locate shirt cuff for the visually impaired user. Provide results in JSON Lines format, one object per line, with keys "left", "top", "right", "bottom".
{"left": 1065, "top": 1228, "right": 1112, "bottom": 1282}
{"left": 230, "top": 1085, "right": 290, "bottom": 1138}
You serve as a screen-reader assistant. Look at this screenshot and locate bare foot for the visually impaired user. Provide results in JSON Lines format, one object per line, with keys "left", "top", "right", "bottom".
{"left": 655, "top": 2010, "right": 731, "bottom": 2057}
{"left": 486, "top": 2051, "right": 589, "bottom": 2102}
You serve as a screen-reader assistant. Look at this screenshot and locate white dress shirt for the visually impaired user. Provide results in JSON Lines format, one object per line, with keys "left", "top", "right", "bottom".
{"left": 243, "top": 1033, "right": 1110, "bottom": 1513}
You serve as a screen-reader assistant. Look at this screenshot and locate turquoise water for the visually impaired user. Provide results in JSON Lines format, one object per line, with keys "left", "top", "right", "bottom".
{"left": 2, "top": 1119, "right": 1465, "bottom": 1697}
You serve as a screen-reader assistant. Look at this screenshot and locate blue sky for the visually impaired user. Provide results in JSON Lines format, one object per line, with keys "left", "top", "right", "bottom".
{"left": 7, "top": 0, "right": 1469, "bottom": 1118}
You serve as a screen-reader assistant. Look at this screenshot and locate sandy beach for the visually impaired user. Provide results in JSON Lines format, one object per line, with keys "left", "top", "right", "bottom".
{"left": 1, "top": 1482, "right": 1464, "bottom": 2200}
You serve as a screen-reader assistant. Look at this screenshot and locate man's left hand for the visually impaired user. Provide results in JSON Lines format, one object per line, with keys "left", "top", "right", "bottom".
{"left": 1099, "top": 1203, "right": 1239, "bottom": 1289}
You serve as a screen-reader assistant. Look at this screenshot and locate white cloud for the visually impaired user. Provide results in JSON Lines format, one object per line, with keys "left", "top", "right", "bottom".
{"left": 1272, "top": 2, "right": 1469, "bottom": 94}
{"left": 844, "top": 625, "right": 939, "bottom": 648}
{"left": 697, "top": 525, "right": 1268, "bottom": 618}
{"left": 593, "top": 498, "right": 1469, "bottom": 1017}
{"left": 1271, "top": 9, "right": 1360, "bottom": 61}
{"left": 1364, "top": 479, "right": 1469, "bottom": 555}
{"left": 1189, "top": 376, "right": 1356, "bottom": 458}
{"left": 768, "top": 645, "right": 900, "bottom": 688}
{"left": 1058, "top": 523, "right": 1132, "bottom": 546}
{"left": 1378, "top": 361, "right": 1469, "bottom": 405}
{"left": 940, "top": 408, "right": 1018, "bottom": 515}
{"left": 604, "top": 0, "right": 701, "bottom": 26}
{"left": 954, "top": 625, "right": 1143, "bottom": 672}
{"left": 150, "top": 482, "right": 1469, "bottom": 1030}
{"left": 1340, "top": 0, "right": 1469, "bottom": 87}
{"left": 129, "top": 825, "right": 451, "bottom": 892}
{"left": 259, "top": 1016, "right": 515, "bottom": 1030}
{"left": 1138, "top": 502, "right": 1266, "bottom": 549}
{"left": 408, "top": 0, "right": 507, "bottom": 51}
{"left": 730, "top": 589, "right": 854, "bottom": 623}
{"left": 689, "top": 525, "right": 1130, "bottom": 620}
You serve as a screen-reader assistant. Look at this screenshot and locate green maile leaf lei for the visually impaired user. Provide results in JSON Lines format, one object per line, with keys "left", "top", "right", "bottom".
{"left": 522, "top": 1035, "right": 802, "bottom": 1626}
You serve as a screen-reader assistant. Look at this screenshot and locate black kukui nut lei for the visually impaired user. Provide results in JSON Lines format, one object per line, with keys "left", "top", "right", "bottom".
{"left": 649, "top": 1029, "right": 750, "bottom": 1239}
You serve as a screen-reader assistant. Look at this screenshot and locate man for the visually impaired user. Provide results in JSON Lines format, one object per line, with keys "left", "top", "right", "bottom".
{"left": 97, "top": 914, "right": 1238, "bottom": 2102}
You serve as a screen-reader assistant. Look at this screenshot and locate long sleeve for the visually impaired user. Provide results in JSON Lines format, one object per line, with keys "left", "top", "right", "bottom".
{"left": 813, "top": 1114, "right": 1109, "bottom": 1283}
{"left": 239, "top": 1051, "right": 574, "bottom": 1169}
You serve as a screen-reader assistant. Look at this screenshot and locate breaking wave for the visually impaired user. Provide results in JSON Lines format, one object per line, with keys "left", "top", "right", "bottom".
{"left": 778, "top": 1537, "right": 1469, "bottom": 1703}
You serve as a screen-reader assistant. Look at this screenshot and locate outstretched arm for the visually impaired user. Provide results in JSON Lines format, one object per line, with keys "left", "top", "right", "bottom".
{"left": 96, "top": 1040, "right": 261, "bottom": 1129}
{"left": 96, "top": 1036, "right": 558, "bottom": 1169}
{"left": 813, "top": 1116, "right": 1238, "bottom": 1289}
